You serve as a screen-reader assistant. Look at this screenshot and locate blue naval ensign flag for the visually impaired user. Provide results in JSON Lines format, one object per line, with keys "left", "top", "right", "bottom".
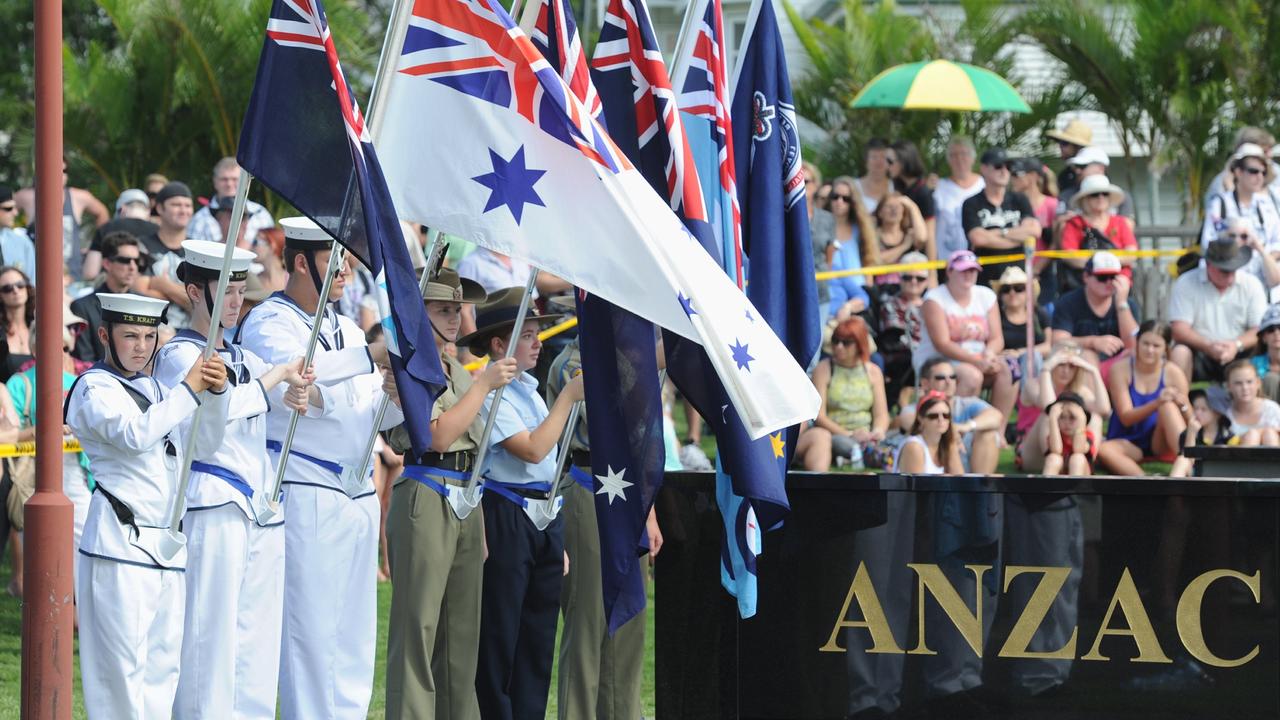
{"left": 531, "top": 0, "right": 667, "bottom": 634}
{"left": 236, "top": 0, "right": 445, "bottom": 459}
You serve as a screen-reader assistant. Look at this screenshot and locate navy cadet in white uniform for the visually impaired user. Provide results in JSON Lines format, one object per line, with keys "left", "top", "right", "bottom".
{"left": 235, "top": 217, "right": 401, "bottom": 719}
{"left": 153, "top": 240, "right": 313, "bottom": 719}
{"left": 457, "top": 286, "right": 584, "bottom": 720}
{"left": 64, "top": 293, "right": 229, "bottom": 719}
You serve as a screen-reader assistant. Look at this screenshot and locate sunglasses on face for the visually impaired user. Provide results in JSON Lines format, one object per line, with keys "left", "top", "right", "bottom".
{"left": 988, "top": 163, "right": 1008, "bottom": 171}
{"left": 902, "top": 275, "right": 928, "bottom": 283}
{"left": 1241, "top": 165, "right": 1267, "bottom": 176}
{"left": 830, "top": 193, "right": 852, "bottom": 203}
{"left": 1087, "top": 192, "right": 1110, "bottom": 200}
{"left": 1000, "top": 283, "right": 1027, "bottom": 294}
{"left": 931, "top": 373, "right": 957, "bottom": 382}
{"left": 1090, "top": 274, "right": 1118, "bottom": 283}
{"left": 832, "top": 337, "right": 858, "bottom": 348}
{"left": 110, "top": 255, "right": 141, "bottom": 266}
{"left": 924, "top": 412, "right": 951, "bottom": 421}
{"left": 0, "top": 281, "right": 28, "bottom": 294}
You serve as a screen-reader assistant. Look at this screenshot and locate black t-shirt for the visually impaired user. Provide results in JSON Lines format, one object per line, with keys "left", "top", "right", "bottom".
{"left": 1000, "top": 305, "right": 1050, "bottom": 351}
{"left": 89, "top": 217, "right": 159, "bottom": 252}
{"left": 138, "top": 232, "right": 184, "bottom": 278}
{"left": 895, "top": 178, "right": 936, "bottom": 219}
{"left": 961, "top": 190, "right": 1034, "bottom": 284}
{"left": 1050, "top": 287, "right": 1119, "bottom": 342}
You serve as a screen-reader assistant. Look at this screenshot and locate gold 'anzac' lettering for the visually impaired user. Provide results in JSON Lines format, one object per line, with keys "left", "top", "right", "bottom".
{"left": 997, "top": 566, "right": 1077, "bottom": 660}
{"left": 1081, "top": 569, "right": 1171, "bottom": 663}
{"left": 908, "top": 563, "right": 990, "bottom": 657}
{"left": 1176, "top": 569, "right": 1261, "bottom": 668}
{"left": 818, "top": 562, "right": 903, "bottom": 654}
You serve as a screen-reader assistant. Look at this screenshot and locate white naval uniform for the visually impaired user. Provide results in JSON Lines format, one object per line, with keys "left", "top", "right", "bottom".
{"left": 153, "top": 330, "right": 286, "bottom": 720}
{"left": 64, "top": 363, "right": 229, "bottom": 720}
{"left": 235, "top": 292, "right": 404, "bottom": 720}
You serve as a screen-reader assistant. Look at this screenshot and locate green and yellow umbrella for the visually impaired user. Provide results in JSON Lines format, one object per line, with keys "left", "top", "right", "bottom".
{"left": 850, "top": 60, "right": 1030, "bottom": 114}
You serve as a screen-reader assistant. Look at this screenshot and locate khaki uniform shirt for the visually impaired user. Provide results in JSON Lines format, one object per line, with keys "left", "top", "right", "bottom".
{"left": 546, "top": 341, "right": 589, "bottom": 452}
{"left": 387, "top": 353, "right": 483, "bottom": 458}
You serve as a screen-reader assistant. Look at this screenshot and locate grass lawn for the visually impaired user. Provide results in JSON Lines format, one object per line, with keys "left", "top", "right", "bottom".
{"left": 0, "top": 553, "right": 656, "bottom": 720}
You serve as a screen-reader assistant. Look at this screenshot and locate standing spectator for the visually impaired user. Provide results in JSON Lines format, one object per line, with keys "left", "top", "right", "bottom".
{"left": 916, "top": 250, "right": 1015, "bottom": 418}
{"left": 1056, "top": 147, "right": 1136, "bottom": 220}
{"left": 1169, "top": 238, "right": 1268, "bottom": 382}
{"left": 1205, "top": 127, "right": 1280, "bottom": 204}
{"left": 0, "top": 268, "right": 34, "bottom": 382}
{"left": 1049, "top": 251, "right": 1138, "bottom": 367}
{"left": 138, "top": 182, "right": 196, "bottom": 328}
{"left": 83, "top": 189, "right": 158, "bottom": 282}
{"left": 1015, "top": 344, "right": 1110, "bottom": 473}
{"left": 1201, "top": 143, "right": 1280, "bottom": 250}
{"left": 934, "top": 136, "right": 985, "bottom": 262}
{"left": 854, "top": 138, "right": 893, "bottom": 213}
{"left": 870, "top": 194, "right": 927, "bottom": 289}
{"left": 1011, "top": 159, "right": 1059, "bottom": 249}
{"left": 1251, "top": 303, "right": 1280, "bottom": 401}
{"left": 209, "top": 194, "right": 287, "bottom": 301}
{"left": 1057, "top": 175, "right": 1138, "bottom": 292}
{"left": 1223, "top": 360, "right": 1280, "bottom": 446}
{"left": 811, "top": 317, "right": 890, "bottom": 465}
{"left": 878, "top": 251, "right": 928, "bottom": 404}
{"left": 899, "top": 356, "right": 1002, "bottom": 475}
{"left": 13, "top": 157, "right": 110, "bottom": 280}
{"left": 1098, "top": 321, "right": 1190, "bottom": 475}
{"left": 70, "top": 233, "right": 143, "bottom": 363}
{"left": 0, "top": 187, "right": 37, "bottom": 283}
{"left": 827, "top": 176, "right": 875, "bottom": 321}
{"left": 890, "top": 139, "right": 937, "bottom": 255}
{"left": 1045, "top": 119, "right": 1093, "bottom": 196}
{"left": 187, "top": 157, "right": 276, "bottom": 246}
{"left": 962, "top": 148, "right": 1041, "bottom": 285}
{"left": 804, "top": 162, "right": 836, "bottom": 319}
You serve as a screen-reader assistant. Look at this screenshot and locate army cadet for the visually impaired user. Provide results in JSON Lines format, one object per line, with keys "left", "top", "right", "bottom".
{"left": 65, "top": 293, "right": 229, "bottom": 718}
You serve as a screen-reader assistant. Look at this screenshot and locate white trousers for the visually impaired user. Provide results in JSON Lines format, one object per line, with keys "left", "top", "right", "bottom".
{"left": 77, "top": 552, "right": 185, "bottom": 720}
{"left": 278, "top": 486, "right": 379, "bottom": 720}
{"left": 174, "top": 505, "right": 285, "bottom": 719}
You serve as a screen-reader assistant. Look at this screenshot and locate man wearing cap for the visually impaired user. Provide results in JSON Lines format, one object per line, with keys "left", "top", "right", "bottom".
{"left": 208, "top": 194, "right": 283, "bottom": 303}
{"left": 139, "top": 181, "right": 197, "bottom": 328}
{"left": 1202, "top": 143, "right": 1280, "bottom": 253}
{"left": 1050, "top": 251, "right": 1138, "bottom": 366}
{"left": 962, "top": 148, "right": 1041, "bottom": 285}
{"left": 64, "top": 292, "right": 230, "bottom": 718}
{"left": 0, "top": 186, "right": 36, "bottom": 283}
{"left": 154, "top": 241, "right": 313, "bottom": 720}
{"left": 1056, "top": 147, "right": 1135, "bottom": 220}
{"left": 71, "top": 233, "right": 145, "bottom": 363}
{"left": 188, "top": 157, "right": 275, "bottom": 246}
{"left": 380, "top": 267, "right": 518, "bottom": 720}
{"left": 1169, "top": 238, "right": 1268, "bottom": 383}
{"left": 1045, "top": 119, "right": 1093, "bottom": 196}
{"left": 83, "top": 188, "right": 158, "bottom": 281}
{"left": 235, "top": 217, "right": 402, "bottom": 719}
{"left": 457, "top": 286, "right": 584, "bottom": 720}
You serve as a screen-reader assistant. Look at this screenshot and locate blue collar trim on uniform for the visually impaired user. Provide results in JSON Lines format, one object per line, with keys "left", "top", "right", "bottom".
{"left": 265, "top": 292, "right": 342, "bottom": 351}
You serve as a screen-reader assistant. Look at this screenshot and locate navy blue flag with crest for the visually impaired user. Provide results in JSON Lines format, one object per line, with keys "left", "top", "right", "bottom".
{"left": 237, "top": 0, "right": 445, "bottom": 459}
{"left": 531, "top": 0, "right": 667, "bottom": 633}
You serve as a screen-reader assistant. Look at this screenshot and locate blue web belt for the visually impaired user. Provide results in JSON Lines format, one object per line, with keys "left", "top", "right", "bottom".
{"left": 190, "top": 461, "right": 254, "bottom": 500}
{"left": 266, "top": 439, "right": 344, "bottom": 476}
{"left": 484, "top": 479, "right": 552, "bottom": 509}
{"left": 569, "top": 465, "right": 594, "bottom": 492}
{"left": 402, "top": 465, "right": 468, "bottom": 497}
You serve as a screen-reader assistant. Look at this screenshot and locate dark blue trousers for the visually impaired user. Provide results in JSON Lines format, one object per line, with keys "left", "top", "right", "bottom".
{"left": 476, "top": 492, "right": 564, "bottom": 720}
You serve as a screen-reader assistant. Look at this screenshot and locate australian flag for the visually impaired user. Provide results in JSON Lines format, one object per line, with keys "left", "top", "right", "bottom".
{"left": 532, "top": 0, "right": 666, "bottom": 634}
{"left": 237, "top": 0, "right": 446, "bottom": 459}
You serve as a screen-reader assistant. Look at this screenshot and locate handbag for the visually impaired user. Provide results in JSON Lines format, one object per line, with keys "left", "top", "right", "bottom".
{"left": 5, "top": 374, "right": 35, "bottom": 531}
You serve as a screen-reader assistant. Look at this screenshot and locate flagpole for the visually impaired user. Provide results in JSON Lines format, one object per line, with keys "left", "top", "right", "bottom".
{"left": 157, "top": 170, "right": 255, "bottom": 560}
{"left": 727, "top": 0, "right": 764, "bottom": 90}
{"left": 458, "top": 270, "right": 539, "bottom": 515}
{"left": 668, "top": 0, "right": 710, "bottom": 91}
{"left": 366, "top": 0, "right": 413, "bottom": 140}
{"left": 551, "top": 400, "right": 583, "bottom": 491}
{"left": 353, "top": 229, "right": 442, "bottom": 483}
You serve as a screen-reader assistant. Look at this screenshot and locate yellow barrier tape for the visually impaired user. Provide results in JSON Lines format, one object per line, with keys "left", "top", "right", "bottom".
{"left": 0, "top": 438, "right": 82, "bottom": 458}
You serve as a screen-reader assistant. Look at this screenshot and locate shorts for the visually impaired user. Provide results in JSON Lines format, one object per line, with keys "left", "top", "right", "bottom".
{"left": 1191, "top": 352, "right": 1229, "bottom": 383}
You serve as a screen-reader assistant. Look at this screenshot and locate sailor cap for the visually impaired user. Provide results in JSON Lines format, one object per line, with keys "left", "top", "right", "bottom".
{"left": 98, "top": 293, "right": 169, "bottom": 327}
{"left": 280, "top": 216, "right": 334, "bottom": 250}
{"left": 179, "top": 240, "right": 255, "bottom": 282}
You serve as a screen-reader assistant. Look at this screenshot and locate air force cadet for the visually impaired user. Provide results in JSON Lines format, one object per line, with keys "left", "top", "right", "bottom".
{"left": 64, "top": 293, "right": 229, "bottom": 719}
{"left": 382, "top": 267, "right": 517, "bottom": 720}
{"left": 235, "top": 217, "right": 401, "bottom": 719}
{"left": 458, "top": 287, "right": 584, "bottom": 720}
{"left": 153, "top": 240, "right": 313, "bottom": 719}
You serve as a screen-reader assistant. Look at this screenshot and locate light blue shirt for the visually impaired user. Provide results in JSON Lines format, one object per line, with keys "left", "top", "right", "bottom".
{"left": 0, "top": 228, "right": 37, "bottom": 284}
{"left": 482, "top": 372, "right": 558, "bottom": 487}
{"left": 827, "top": 235, "right": 870, "bottom": 320}
{"left": 456, "top": 247, "right": 534, "bottom": 294}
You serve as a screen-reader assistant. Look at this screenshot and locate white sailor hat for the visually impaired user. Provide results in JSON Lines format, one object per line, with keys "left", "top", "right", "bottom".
{"left": 98, "top": 293, "right": 169, "bottom": 327}
{"left": 280, "top": 216, "right": 334, "bottom": 250}
{"left": 179, "top": 240, "right": 256, "bottom": 283}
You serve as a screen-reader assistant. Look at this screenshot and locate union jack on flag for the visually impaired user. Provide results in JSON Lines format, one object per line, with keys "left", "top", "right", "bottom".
{"left": 591, "top": 0, "right": 708, "bottom": 221}
{"left": 531, "top": 0, "right": 601, "bottom": 119}
{"left": 398, "top": 0, "right": 627, "bottom": 173}
{"left": 675, "top": 0, "right": 744, "bottom": 287}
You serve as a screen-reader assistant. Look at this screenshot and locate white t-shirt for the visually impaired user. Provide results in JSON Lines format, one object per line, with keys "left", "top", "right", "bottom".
{"left": 934, "top": 176, "right": 986, "bottom": 260}
{"left": 854, "top": 177, "right": 882, "bottom": 214}
{"left": 1167, "top": 268, "right": 1267, "bottom": 343}
{"left": 914, "top": 284, "right": 998, "bottom": 371}
{"left": 1229, "top": 399, "right": 1280, "bottom": 436}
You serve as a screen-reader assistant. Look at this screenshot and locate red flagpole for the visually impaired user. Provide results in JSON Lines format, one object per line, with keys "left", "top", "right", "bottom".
{"left": 21, "top": 0, "right": 75, "bottom": 716}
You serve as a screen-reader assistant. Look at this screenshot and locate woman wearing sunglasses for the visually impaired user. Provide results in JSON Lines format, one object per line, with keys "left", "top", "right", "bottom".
{"left": 827, "top": 176, "right": 877, "bottom": 323}
{"left": 1058, "top": 174, "right": 1136, "bottom": 292}
{"left": 897, "top": 391, "right": 962, "bottom": 475}
{"left": 0, "top": 266, "right": 34, "bottom": 382}
{"left": 994, "top": 266, "right": 1051, "bottom": 383}
{"left": 810, "top": 317, "right": 889, "bottom": 468}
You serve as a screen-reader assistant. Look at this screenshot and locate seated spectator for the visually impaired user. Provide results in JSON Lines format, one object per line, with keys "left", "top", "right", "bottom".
{"left": 1057, "top": 175, "right": 1137, "bottom": 291}
{"left": 1252, "top": 303, "right": 1280, "bottom": 401}
{"left": 0, "top": 267, "right": 34, "bottom": 382}
{"left": 916, "top": 250, "right": 1015, "bottom": 417}
{"left": 1201, "top": 143, "right": 1280, "bottom": 253}
{"left": 1169, "top": 238, "right": 1267, "bottom": 382}
{"left": 827, "top": 176, "right": 876, "bottom": 321}
{"left": 1216, "top": 216, "right": 1280, "bottom": 298}
{"left": 1098, "top": 321, "right": 1190, "bottom": 475}
{"left": 896, "top": 391, "right": 963, "bottom": 475}
{"left": 898, "top": 356, "right": 1001, "bottom": 474}
{"left": 0, "top": 187, "right": 37, "bottom": 283}
{"left": 890, "top": 139, "right": 937, "bottom": 258}
{"left": 83, "top": 189, "right": 157, "bottom": 281}
{"left": 1224, "top": 359, "right": 1280, "bottom": 446}
{"left": 810, "top": 317, "right": 890, "bottom": 466}
{"left": 1169, "top": 387, "right": 1234, "bottom": 478}
{"left": 963, "top": 147, "right": 1042, "bottom": 285}
{"left": 1010, "top": 159, "right": 1059, "bottom": 294}
{"left": 878, "top": 251, "right": 928, "bottom": 405}
{"left": 1043, "top": 393, "right": 1097, "bottom": 476}
{"left": 870, "top": 194, "right": 927, "bottom": 289}
{"left": 1015, "top": 343, "right": 1110, "bottom": 473}
{"left": 1050, "top": 250, "right": 1137, "bottom": 368}
{"left": 1203, "top": 126, "right": 1279, "bottom": 203}
{"left": 70, "top": 233, "right": 143, "bottom": 363}
{"left": 993, "top": 266, "right": 1050, "bottom": 381}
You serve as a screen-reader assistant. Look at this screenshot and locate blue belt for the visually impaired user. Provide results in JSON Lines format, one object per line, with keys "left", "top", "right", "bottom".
{"left": 484, "top": 480, "right": 552, "bottom": 509}
{"left": 190, "top": 461, "right": 254, "bottom": 500}
{"left": 569, "top": 465, "right": 594, "bottom": 492}
{"left": 402, "top": 465, "right": 468, "bottom": 497}
{"left": 266, "top": 439, "right": 345, "bottom": 476}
